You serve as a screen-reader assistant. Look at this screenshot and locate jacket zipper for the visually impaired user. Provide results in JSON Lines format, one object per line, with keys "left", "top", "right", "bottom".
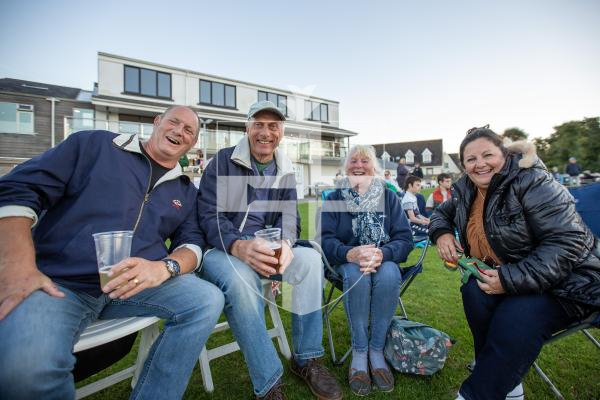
{"left": 133, "top": 156, "right": 153, "bottom": 233}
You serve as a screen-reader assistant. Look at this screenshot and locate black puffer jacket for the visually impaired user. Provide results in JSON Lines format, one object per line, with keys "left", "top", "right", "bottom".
{"left": 430, "top": 142, "right": 600, "bottom": 317}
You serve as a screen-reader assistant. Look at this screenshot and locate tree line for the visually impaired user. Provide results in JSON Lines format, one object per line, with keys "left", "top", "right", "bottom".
{"left": 501, "top": 117, "right": 600, "bottom": 173}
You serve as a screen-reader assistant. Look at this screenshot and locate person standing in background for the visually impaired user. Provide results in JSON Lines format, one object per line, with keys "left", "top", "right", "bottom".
{"left": 565, "top": 156, "right": 582, "bottom": 186}
{"left": 396, "top": 157, "right": 409, "bottom": 189}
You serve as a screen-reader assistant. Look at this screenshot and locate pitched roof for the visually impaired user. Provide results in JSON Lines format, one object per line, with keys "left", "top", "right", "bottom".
{"left": 373, "top": 139, "right": 444, "bottom": 166}
{"left": 0, "top": 78, "right": 88, "bottom": 100}
{"left": 448, "top": 153, "right": 464, "bottom": 172}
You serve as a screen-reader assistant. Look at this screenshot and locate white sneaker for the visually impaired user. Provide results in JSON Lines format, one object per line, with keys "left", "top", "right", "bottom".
{"left": 506, "top": 383, "right": 524, "bottom": 400}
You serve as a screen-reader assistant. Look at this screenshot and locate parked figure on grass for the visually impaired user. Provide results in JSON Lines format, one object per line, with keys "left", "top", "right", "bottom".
{"left": 430, "top": 126, "right": 600, "bottom": 400}
{"left": 401, "top": 175, "right": 430, "bottom": 237}
{"left": 411, "top": 162, "right": 424, "bottom": 178}
{"left": 551, "top": 166, "right": 564, "bottom": 184}
{"left": 0, "top": 105, "right": 224, "bottom": 399}
{"left": 196, "top": 100, "right": 342, "bottom": 400}
{"left": 426, "top": 173, "right": 453, "bottom": 213}
{"left": 565, "top": 156, "right": 582, "bottom": 186}
{"left": 319, "top": 144, "right": 413, "bottom": 396}
{"left": 384, "top": 169, "right": 401, "bottom": 193}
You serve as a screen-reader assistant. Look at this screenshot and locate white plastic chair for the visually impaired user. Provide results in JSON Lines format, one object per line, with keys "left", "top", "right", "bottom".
{"left": 198, "top": 279, "right": 291, "bottom": 392}
{"left": 74, "top": 316, "right": 161, "bottom": 399}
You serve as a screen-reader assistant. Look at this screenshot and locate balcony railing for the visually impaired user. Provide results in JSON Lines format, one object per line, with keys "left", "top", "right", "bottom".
{"left": 64, "top": 117, "right": 347, "bottom": 162}
{"left": 309, "top": 140, "right": 347, "bottom": 159}
{"left": 64, "top": 117, "right": 156, "bottom": 140}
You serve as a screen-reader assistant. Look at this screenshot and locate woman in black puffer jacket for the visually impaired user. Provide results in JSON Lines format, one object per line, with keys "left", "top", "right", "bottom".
{"left": 429, "top": 126, "right": 600, "bottom": 400}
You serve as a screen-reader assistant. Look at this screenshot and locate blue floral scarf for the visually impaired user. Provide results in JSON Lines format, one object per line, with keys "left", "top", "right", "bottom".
{"left": 340, "top": 177, "right": 390, "bottom": 246}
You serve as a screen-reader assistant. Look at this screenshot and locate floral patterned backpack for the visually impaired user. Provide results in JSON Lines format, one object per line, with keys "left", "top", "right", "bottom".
{"left": 384, "top": 317, "right": 454, "bottom": 376}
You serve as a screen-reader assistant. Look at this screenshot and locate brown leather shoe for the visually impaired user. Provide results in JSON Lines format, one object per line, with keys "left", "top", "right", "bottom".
{"left": 256, "top": 381, "right": 286, "bottom": 400}
{"left": 370, "top": 363, "right": 394, "bottom": 392}
{"left": 290, "top": 358, "right": 343, "bottom": 400}
{"left": 348, "top": 367, "right": 371, "bottom": 396}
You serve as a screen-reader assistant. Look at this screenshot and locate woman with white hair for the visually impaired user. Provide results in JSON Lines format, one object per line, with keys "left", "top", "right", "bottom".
{"left": 320, "top": 145, "right": 413, "bottom": 396}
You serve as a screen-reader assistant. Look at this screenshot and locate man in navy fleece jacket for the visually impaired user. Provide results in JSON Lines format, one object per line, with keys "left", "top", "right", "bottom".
{"left": 0, "top": 106, "right": 223, "bottom": 399}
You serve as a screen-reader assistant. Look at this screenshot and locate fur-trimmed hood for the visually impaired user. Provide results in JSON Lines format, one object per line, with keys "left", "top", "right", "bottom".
{"left": 506, "top": 140, "right": 539, "bottom": 169}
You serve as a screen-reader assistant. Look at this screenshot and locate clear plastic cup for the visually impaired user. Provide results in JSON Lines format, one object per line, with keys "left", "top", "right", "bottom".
{"left": 254, "top": 228, "right": 282, "bottom": 269}
{"left": 92, "top": 230, "right": 134, "bottom": 287}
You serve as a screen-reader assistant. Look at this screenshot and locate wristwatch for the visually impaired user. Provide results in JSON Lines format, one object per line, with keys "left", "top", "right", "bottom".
{"left": 163, "top": 258, "right": 181, "bottom": 278}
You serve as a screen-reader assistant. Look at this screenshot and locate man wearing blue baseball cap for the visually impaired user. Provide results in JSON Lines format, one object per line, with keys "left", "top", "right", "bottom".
{"left": 197, "top": 101, "right": 342, "bottom": 399}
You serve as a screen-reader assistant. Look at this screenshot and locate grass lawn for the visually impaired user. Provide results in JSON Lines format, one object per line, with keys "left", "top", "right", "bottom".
{"left": 79, "top": 195, "right": 600, "bottom": 399}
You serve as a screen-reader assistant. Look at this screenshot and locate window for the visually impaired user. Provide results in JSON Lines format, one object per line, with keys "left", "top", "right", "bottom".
{"left": 304, "top": 100, "right": 328, "bottom": 122}
{"left": 229, "top": 127, "right": 245, "bottom": 146}
{"left": 405, "top": 150, "right": 414, "bottom": 164}
{"left": 124, "top": 65, "right": 171, "bottom": 99}
{"left": 200, "top": 80, "right": 211, "bottom": 104}
{"left": 199, "top": 79, "right": 236, "bottom": 108}
{"left": 225, "top": 85, "right": 236, "bottom": 108}
{"left": 72, "top": 108, "right": 94, "bottom": 131}
{"left": 258, "top": 91, "right": 288, "bottom": 116}
{"left": 422, "top": 148, "right": 432, "bottom": 163}
{"left": 0, "top": 102, "right": 34, "bottom": 134}
{"left": 119, "top": 114, "right": 154, "bottom": 139}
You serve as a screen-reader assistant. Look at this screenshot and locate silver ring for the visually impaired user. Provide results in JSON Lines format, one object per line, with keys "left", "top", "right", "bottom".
{"left": 133, "top": 278, "right": 139, "bottom": 285}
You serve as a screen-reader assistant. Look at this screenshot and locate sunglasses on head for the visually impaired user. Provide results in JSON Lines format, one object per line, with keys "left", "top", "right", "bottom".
{"left": 466, "top": 124, "right": 490, "bottom": 136}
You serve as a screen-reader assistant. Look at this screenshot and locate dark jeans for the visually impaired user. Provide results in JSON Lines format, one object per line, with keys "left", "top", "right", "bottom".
{"left": 459, "top": 278, "right": 576, "bottom": 400}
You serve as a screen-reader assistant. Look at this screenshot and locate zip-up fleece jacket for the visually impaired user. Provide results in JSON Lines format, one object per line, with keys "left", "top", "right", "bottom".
{"left": 197, "top": 137, "right": 300, "bottom": 253}
{"left": 0, "top": 131, "right": 204, "bottom": 295}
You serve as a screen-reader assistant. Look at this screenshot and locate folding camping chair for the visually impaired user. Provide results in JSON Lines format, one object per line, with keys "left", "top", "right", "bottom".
{"left": 533, "top": 311, "right": 600, "bottom": 400}
{"left": 569, "top": 182, "right": 600, "bottom": 237}
{"left": 197, "top": 279, "right": 291, "bottom": 392}
{"left": 530, "top": 182, "right": 600, "bottom": 399}
{"left": 318, "top": 189, "right": 336, "bottom": 208}
{"left": 74, "top": 317, "right": 161, "bottom": 399}
{"left": 310, "top": 237, "right": 429, "bottom": 366}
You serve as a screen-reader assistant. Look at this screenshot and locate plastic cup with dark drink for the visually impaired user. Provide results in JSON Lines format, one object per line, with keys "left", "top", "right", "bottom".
{"left": 254, "top": 228, "right": 282, "bottom": 271}
{"left": 93, "top": 230, "right": 134, "bottom": 288}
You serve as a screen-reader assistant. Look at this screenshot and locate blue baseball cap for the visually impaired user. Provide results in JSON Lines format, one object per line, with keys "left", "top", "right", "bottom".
{"left": 247, "top": 100, "right": 286, "bottom": 121}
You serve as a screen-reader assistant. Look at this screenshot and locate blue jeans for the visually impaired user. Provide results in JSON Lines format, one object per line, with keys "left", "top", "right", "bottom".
{"left": 0, "top": 274, "right": 224, "bottom": 400}
{"left": 199, "top": 247, "right": 324, "bottom": 397}
{"left": 336, "top": 261, "right": 402, "bottom": 352}
{"left": 459, "top": 277, "right": 576, "bottom": 400}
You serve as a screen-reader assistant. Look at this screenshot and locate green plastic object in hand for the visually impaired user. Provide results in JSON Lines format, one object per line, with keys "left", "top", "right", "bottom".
{"left": 458, "top": 258, "right": 495, "bottom": 284}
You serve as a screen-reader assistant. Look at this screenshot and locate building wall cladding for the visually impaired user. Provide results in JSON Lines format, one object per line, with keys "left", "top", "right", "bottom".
{"left": 0, "top": 93, "right": 89, "bottom": 158}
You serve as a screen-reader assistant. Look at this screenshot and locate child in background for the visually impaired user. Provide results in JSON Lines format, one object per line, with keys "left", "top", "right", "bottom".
{"left": 401, "top": 175, "right": 430, "bottom": 236}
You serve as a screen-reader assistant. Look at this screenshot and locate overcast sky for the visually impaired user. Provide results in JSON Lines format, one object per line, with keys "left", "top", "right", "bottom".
{"left": 1, "top": 0, "right": 599, "bottom": 152}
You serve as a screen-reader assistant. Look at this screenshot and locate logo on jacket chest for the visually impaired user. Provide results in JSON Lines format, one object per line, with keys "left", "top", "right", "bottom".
{"left": 172, "top": 199, "right": 183, "bottom": 209}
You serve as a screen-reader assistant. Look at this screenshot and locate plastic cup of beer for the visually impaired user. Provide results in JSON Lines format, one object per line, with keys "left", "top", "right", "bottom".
{"left": 254, "top": 228, "right": 282, "bottom": 271}
{"left": 92, "top": 230, "right": 134, "bottom": 288}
